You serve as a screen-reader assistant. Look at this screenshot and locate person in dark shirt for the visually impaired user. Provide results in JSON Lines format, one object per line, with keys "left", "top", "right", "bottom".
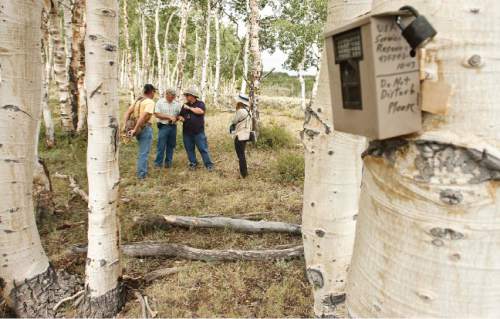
{"left": 178, "top": 87, "right": 214, "bottom": 171}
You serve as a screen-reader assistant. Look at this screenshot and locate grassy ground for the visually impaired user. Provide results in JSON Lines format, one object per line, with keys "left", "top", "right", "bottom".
{"left": 38, "top": 94, "right": 312, "bottom": 317}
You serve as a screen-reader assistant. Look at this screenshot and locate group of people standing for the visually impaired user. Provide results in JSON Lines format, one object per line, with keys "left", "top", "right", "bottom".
{"left": 123, "top": 84, "right": 253, "bottom": 179}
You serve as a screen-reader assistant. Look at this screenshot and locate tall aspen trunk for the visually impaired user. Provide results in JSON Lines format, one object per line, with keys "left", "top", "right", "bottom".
{"left": 70, "top": 0, "right": 87, "bottom": 133}
{"left": 123, "top": 0, "right": 135, "bottom": 103}
{"left": 193, "top": 25, "right": 200, "bottom": 81}
{"left": 42, "top": 8, "right": 56, "bottom": 148}
{"left": 248, "top": 0, "right": 262, "bottom": 126}
{"left": 49, "top": 0, "right": 74, "bottom": 133}
{"left": 163, "top": 11, "right": 176, "bottom": 88}
{"left": 175, "top": 0, "right": 190, "bottom": 94}
{"left": 240, "top": 0, "right": 250, "bottom": 95}
{"left": 346, "top": 1, "right": 500, "bottom": 317}
{"left": 298, "top": 51, "right": 307, "bottom": 111}
{"left": 62, "top": 0, "right": 73, "bottom": 69}
{"left": 140, "top": 11, "right": 148, "bottom": 84}
{"left": 135, "top": 47, "right": 141, "bottom": 89}
{"left": 213, "top": 5, "right": 221, "bottom": 104}
{"left": 154, "top": 0, "right": 163, "bottom": 92}
{"left": 310, "top": 52, "right": 322, "bottom": 102}
{"left": 301, "top": 0, "right": 370, "bottom": 317}
{"left": 80, "top": 0, "right": 123, "bottom": 316}
{"left": 231, "top": 45, "right": 242, "bottom": 92}
{"left": 200, "top": 0, "right": 212, "bottom": 100}
{"left": 0, "top": 2, "right": 80, "bottom": 316}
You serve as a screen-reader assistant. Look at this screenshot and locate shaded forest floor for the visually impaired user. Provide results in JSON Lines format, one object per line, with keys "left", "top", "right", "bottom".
{"left": 38, "top": 93, "right": 313, "bottom": 317}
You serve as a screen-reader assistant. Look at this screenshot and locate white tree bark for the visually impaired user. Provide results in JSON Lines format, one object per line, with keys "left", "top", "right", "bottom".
{"left": 0, "top": 0, "right": 49, "bottom": 283}
{"left": 154, "top": 0, "right": 163, "bottom": 92}
{"left": 140, "top": 10, "right": 148, "bottom": 85}
{"left": 42, "top": 8, "right": 56, "bottom": 147}
{"left": 213, "top": 5, "right": 221, "bottom": 104}
{"left": 163, "top": 11, "right": 176, "bottom": 88}
{"left": 0, "top": 0, "right": 57, "bottom": 313}
{"left": 71, "top": 0, "right": 87, "bottom": 133}
{"left": 346, "top": 1, "right": 500, "bottom": 317}
{"left": 301, "top": 0, "right": 371, "bottom": 317}
{"left": 49, "top": 0, "right": 74, "bottom": 133}
{"left": 193, "top": 24, "right": 200, "bottom": 81}
{"left": 248, "top": 0, "right": 262, "bottom": 119}
{"left": 200, "top": 0, "right": 212, "bottom": 100}
{"left": 298, "top": 51, "right": 307, "bottom": 111}
{"left": 123, "top": 0, "right": 135, "bottom": 103}
{"left": 62, "top": 0, "right": 73, "bottom": 69}
{"left": 82, "top": 0, "right": 122, "bottom": 315}
{"left": 175, "top": 0, "right": 190, "bottom": 94}
{"left": 240, "top": 0, "right": 250, "bottom": 95}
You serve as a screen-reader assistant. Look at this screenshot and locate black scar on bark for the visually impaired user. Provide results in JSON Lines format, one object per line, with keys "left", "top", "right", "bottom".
{"left": 109, "top": 117, "right": 119, "bottom": 153}
{"left": 78, "top": 283, "right": 125, "bottom": 318}
{"left": 1, "top": 105, "right": 32, "bottom": 118}
{"left": 9, "top": 266, "right": 82, "bottom": 318}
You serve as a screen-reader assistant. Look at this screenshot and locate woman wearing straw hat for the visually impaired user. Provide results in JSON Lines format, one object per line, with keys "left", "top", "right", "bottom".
{"left": 230, "top": 94, "right": 252, "bottom": 178}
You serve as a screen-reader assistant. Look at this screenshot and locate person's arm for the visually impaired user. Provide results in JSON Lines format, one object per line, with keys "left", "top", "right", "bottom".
{"left": 155, "top": 112, "right": 176, "bottom": 121}
{"left": 129, "top": 112, "right": 151, "bottom": 136}
{"left": 184, "top": 103, "right": 205, "bottom": 115}
{"left": 122, "top": 105, "right": 135, "bottom": 131}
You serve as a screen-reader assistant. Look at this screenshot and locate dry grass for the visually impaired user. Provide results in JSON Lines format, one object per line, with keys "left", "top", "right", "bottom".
{"left": 38, "top": 94, "right": 312, "bottom": 317}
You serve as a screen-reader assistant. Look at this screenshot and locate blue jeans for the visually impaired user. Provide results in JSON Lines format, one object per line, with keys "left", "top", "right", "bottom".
{"left": 136, "top": 126, "right": 153, "bottom": 179}
{"left": 183, "top": 131, "right": 214, "bottom": 169}
{"left": 155, "top": 124, "right": 177, "bottom": 168}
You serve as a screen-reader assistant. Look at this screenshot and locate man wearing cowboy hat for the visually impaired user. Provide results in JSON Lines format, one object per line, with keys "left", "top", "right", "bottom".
{"left": 178, "top": 87, "right": 214, "bottom": 171}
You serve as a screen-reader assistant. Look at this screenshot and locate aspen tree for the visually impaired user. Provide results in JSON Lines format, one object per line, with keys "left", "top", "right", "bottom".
{"left": 200, "top": 0, "right": 212, "bottom": 100}
{"left": 123, "top": 0, "right": 135, "bottom": 103}
{"left": 154, "top": 0, "right": 163, "bottom": 92}
{"left": 214, "top": 3, "right": 222, "bottom": 104}
{"left": 302, "top": 0, "right": 370, "bottom": 316}
{"left": 48, "top": 0, "right": 75, "bottom": 133}
{"left": 163, "top": 10, "right": 176, "bottom": 88}
{"left": 346, "top": 0, "right": 500, "bottom": 317}
{"left": 248, "top": 0, "right": 262, "bottom": 125}
{"left": 175, "top": 0, "right": 191, "bottom": 93}
{"left": 298, "top": 51, "right": 307, "bottom": 110}
{"left": 62, "top": 0, "right": 74, "bottom": 69}
{"left": 240, "top": 0, "right": 250, "bottom": 95}
{"left": 42, "top": 8, "right": 56, "bottom": 147}
{"left": 80, "top": 0, "right": 123, "bottom": 316}
{"left": 0, "top": 1, "right": 79, "bottom": 316}
{"left": 71, "top": 0, "right": 87, "bottom": 133}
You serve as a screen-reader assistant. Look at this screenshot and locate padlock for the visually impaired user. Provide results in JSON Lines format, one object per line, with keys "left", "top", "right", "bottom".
{"left": 396, "top": 6, "right": 437, "bottom": 57}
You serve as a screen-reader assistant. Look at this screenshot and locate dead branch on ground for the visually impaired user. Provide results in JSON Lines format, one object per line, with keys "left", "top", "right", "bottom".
{"left": 54, "top": 172, "right": 89, "bottom": 203}
{"left": 72, "top": 242, "right": 304, "bottom": 262}
{"left": 133, "top": 215, "right": 301, "bottom": 235}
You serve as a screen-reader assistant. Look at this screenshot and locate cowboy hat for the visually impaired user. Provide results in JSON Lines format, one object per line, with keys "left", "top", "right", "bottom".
{"left": 235, "top": 94, "right": 250, "bottom": 107}
{"left": 183, "top": 87, "right": 200, "bottom": 98}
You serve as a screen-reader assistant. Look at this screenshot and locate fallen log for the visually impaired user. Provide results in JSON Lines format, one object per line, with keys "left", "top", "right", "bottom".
{"left": 143, "top": 267, "right": 184, "bottom": 283}
{"left": 72, "top": 242, "right": 304, "bottom": 262}
{"left": 54, "top": 172, "right": 89, "bottom": 203}
{"left": 133, "top": 215, "right": 302, "bottom": 235}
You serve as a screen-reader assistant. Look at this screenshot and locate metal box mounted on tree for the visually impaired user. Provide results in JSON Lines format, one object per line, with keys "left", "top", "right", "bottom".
{"left": 324, "top": 11, "right": 423, "bottom": 140}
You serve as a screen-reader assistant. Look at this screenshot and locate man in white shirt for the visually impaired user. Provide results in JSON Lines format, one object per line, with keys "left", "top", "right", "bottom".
{"left": 154, "top": 88, "right": 181, "bottom": 168}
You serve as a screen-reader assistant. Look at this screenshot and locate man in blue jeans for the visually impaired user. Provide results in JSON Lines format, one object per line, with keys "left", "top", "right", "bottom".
{"left": 123, "top": 84, "right": 156, "bottom": 179}
{"left": 154, "top": 88, "right": 181, "bottom": 168}
{"left": 178, "top": 87, "right": 214, "bottom": 171}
